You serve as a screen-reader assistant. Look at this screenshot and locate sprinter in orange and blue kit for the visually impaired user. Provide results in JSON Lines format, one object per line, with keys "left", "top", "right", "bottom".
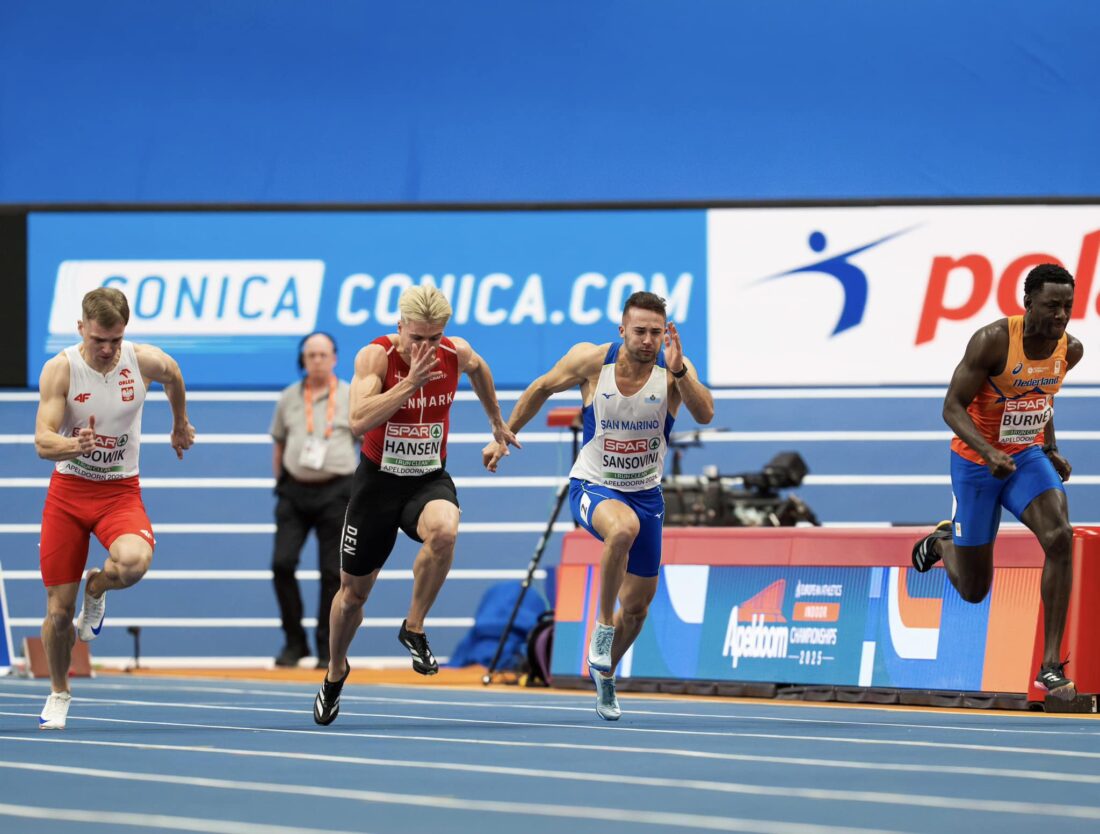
{"left": 911, "top": 263, "right": 1083, "bottom": 700}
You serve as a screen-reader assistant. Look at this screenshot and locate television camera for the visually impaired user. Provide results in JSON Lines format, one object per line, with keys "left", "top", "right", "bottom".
{"left": 662, "top": 430, "right": 820, "bottom": 527}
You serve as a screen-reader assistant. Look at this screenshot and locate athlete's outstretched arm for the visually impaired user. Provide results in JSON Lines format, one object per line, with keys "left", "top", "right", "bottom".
{"left": 137, "top": 343, "right": 195, "bottom": 460}
{"left": 942, "top": 322, "right": 1013, "bottom": 477}
{"left": 34, "top": 355, "right": 92, "bottom": 461}
{"left": 451, "top": 337, "right": 520, "bottom": 461}
{"left": 482, "top": 342, "right": 604, "bottom": 471}
{"left": 348, "top": 341, "right": 437, "bottom": 435}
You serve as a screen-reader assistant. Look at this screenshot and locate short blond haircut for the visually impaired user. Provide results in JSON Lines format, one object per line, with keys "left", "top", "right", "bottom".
{"left": 82, "top": 287, "right": 130, "bottom": 327}
{"left": 399, "top": 285, "right": 452, "bottom": 325}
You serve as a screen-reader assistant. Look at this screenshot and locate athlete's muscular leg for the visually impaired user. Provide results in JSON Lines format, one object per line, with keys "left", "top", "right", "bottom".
{"left": 42, "top": 582, "right": 80, "bottom": 693}
{"left": 406, "top": 500, "right": 461, "bottom": 632}
{"left": 327, "top": 569, "right": 378, "bottom": 680}
{"left": 590, "top": 500, "right": 640, "bottom": 626}
{"left": 610, "top": 573, "right": 659, "bottom": 669}
{"left": 936, "top": 536, "right": 995, "bottom": 603}
{"left": 87, "top": 534, "right": 153, "bottom": 596}
{"left": 1021, "top": 489, "right": 1073, "bottom": 667}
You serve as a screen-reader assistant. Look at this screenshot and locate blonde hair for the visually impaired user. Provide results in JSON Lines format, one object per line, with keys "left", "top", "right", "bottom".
{"left": 82, "top": 287, "right": 130, "bottom": 327}
{"left": 399, "top": 285, "right": 452, "bottom": 325}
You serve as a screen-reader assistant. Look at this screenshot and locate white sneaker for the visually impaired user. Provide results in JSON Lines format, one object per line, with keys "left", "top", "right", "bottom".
{"left": 76, "top": 568, "right": 106, "bottom": 641}
{"left": 587, "top": 622, "right": 615, "bottom": 673}
{"left": 589, "top": 667, "right": 621, "bottom": 721}
{"left": 39, "top": 691, "right": 72, "bottom": 730}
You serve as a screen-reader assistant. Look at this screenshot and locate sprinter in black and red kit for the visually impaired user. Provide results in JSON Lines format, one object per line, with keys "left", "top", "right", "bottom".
{"left": 314, "top": 285, "right": 519, "bottom": 724}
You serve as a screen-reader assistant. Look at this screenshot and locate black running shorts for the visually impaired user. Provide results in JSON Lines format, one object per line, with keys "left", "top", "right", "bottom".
{"left": 339, "top": 454, "right": 460, "bottom": 576}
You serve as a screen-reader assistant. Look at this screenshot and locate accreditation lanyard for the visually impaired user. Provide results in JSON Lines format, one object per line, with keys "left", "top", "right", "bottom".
{"left": 304, "top": 376, "right": 338, "bottom": 439}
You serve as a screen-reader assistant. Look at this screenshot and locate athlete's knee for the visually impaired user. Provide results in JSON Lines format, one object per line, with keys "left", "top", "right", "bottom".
{"left": 44, "top": 609, "right": 75, "bottom": 636}
{"left": 421, "top": 522, "right": 458, "bottom": 557}
{"left": 1037, "top": 522, "right": 1073, "bottom": 559}
{"left": 619, "top": 597, "right": 650, "bottom": 624}
{"left": 954, "top": 569, "right": 993, "bottom": 603}
{"left": 604, "top": 516, "right": 641, "bottom": 550}
{"left": 116, "top": 555, "right": 150, "bottom": 587}
{"left": 957, "top": 583, "right": 991, "bottom": 604}
{"left": 111, "top": 540, "right": 152, "bottom": 584}
{"left": 338, "top": 581, "right": 371, "bottom": 610}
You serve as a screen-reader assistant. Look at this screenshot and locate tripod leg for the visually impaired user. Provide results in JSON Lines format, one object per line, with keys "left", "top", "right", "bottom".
{"left": 483, "top": 480, "right": 571, "bottom": 684}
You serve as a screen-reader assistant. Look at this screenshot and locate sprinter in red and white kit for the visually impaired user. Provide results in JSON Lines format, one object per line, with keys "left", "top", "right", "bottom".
{"left": 34, "top": 288, "right": 195, "bottom": 729}
{"left": 314, "top": 285, "right": 518, "bottom": 725}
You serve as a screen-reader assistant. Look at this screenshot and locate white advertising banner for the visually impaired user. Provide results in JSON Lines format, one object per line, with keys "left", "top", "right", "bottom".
{"left": 707, "top": 206, "right": 1100, "bottom": 385}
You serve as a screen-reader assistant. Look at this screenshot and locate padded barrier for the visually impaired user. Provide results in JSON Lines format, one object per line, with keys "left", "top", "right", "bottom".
{"left": 551, "top": 526, "right": 1099, "bottom": 711}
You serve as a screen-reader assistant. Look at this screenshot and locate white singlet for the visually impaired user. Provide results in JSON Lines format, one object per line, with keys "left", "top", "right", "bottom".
{"left": 568, "top": 343, "right": 672, "bottom": 492}
{"left": 56, "top": 341, "right": 147, "bottom": 481}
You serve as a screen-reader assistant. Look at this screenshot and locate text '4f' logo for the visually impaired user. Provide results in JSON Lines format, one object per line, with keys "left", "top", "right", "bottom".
{"left": 73, "top": 393, "right": 92, "bottom": 403}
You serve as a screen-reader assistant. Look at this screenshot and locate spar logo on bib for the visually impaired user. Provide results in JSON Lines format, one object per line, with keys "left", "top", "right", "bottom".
{"left": 381, "top": 422, "right": 445, "bottom": 476}
{"left": 387, "top": 424, "right": 434, "bottom": 439}
{"left": 1000, "top": 396, "right": 1052, "bottom": 443}
{"left": 604, "top": 437, "right": 649, "bottom": 454}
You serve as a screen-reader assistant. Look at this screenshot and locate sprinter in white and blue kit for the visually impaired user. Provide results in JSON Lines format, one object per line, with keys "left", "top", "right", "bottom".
{"left": 483, "top": 292, "right": 714, "bottom": 719}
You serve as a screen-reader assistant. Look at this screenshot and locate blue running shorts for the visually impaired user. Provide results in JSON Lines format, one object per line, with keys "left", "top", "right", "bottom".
{"left": 950, "top": 445, "right": 1065, "bottom": 547}
{"left": 568, "top": 479, "right": 664, "bottom": 577}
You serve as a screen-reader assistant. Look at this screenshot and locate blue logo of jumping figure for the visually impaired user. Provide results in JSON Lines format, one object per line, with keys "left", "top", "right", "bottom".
{"left": 761, "top": 227, "right": 914, "bottom": 336}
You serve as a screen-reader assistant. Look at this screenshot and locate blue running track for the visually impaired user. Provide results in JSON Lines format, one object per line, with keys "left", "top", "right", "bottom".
{"left": 0, "top": 674, "right": 1098, "bottom": 834}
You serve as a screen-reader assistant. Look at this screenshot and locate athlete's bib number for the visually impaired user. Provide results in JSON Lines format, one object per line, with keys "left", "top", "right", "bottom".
{"left": 381, "top": 422, "right": 444, "bottom": 476}
{"left": 600, "top": 435, "right": 662, "bottom": 489}
{"left": 999, "top": 397, "right": 1052, "bottom": 444}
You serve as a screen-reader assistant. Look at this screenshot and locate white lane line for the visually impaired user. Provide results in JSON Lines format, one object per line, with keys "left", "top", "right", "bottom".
{"left": 7, "top": 683, "right": 1089, "bottom": 739}
{"left": 3, "top": 709, "right": 1100, "bottom": 791}
{"left": 6, "top": 617, "right": 472, "bottom": 628}
{"left": 0, "top": 802, "right": 368, "bottom": 834}
{"left": 5, "top": 683, "right": 1096, "bottom": 738}
{"left": 2, "top": 696, "right": 1099, "bottom": 760}
{"left": 6, "top": 430, "right": 1100, "bottom": 447}
{"left": 5, "top": 472, "right": 1100, "bottom": 487}
{"left": 3, "top": 735, "right": 1099, "bottom": 820}
{"left": 0, "top": 760, "right": 907, "bottom": 834}
{"left": 313, "top": 694, "right": 1100, "bottom": 737}
{"left": 0, "top": 476, "right": 567, "bottom": 488}
{"left": 0, "top": 521, "right": 574, "bottom": 534}
{"left": 1, "top": 568, "right": 546, "bottom": 581}
{"left": 4, "top": 387, "right": 1100, "bottom": 403}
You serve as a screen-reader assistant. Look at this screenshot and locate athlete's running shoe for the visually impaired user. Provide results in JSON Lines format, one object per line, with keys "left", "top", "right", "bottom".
{"left": 1035, "top": 659, "right": 1076, "bottom": 700}
{"left": 589, "top": 666, "right": 621, "bottom": 721}
{"left": 39, "top": 691, "right": 72, "bottom": 730}
{"left": 911, "top": 520, "right": 952, "bottom": 573}
{"left": 76, "top": 568, "right": 106, "bottom": 641}
{"left": 313, "top": 662, "right": 351, "bottom": 725}
{"left": 587, "top": 622, "right": 615, "bottom": 674}
{"left": 398, "top": 620, "right": 439, "bottom": 675}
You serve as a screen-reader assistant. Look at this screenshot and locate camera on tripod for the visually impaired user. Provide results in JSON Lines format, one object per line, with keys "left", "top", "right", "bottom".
{"left": 662, "top": 435, "right": 819, "bottom": 527}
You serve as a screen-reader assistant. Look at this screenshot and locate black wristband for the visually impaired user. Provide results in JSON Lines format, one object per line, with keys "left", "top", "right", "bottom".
{"left": 670, "top": 365, "right": 688, "bottom": 379}
{"left": 1044, "top": 445, "right": 1059, "bottom": 454}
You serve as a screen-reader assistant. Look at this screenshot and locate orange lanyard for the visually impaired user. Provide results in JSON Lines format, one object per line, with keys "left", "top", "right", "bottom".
{"left": 304, "top": 376, "right": 337, "bottom": 440}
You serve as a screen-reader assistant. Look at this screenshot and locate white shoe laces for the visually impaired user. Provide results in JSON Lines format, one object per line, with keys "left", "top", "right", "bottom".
{"left": 593, "top": 625, "right": 614, "bottom": 656}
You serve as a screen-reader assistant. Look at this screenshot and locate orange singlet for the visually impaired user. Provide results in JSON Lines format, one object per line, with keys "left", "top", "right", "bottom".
{"left": 951, "top": 316, "right": 1068, "bottom": 465}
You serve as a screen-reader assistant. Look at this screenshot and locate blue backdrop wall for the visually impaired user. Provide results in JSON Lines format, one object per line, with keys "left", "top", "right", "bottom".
{"left": 2, "top": 1, "right": 1099, "bottom": 204}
